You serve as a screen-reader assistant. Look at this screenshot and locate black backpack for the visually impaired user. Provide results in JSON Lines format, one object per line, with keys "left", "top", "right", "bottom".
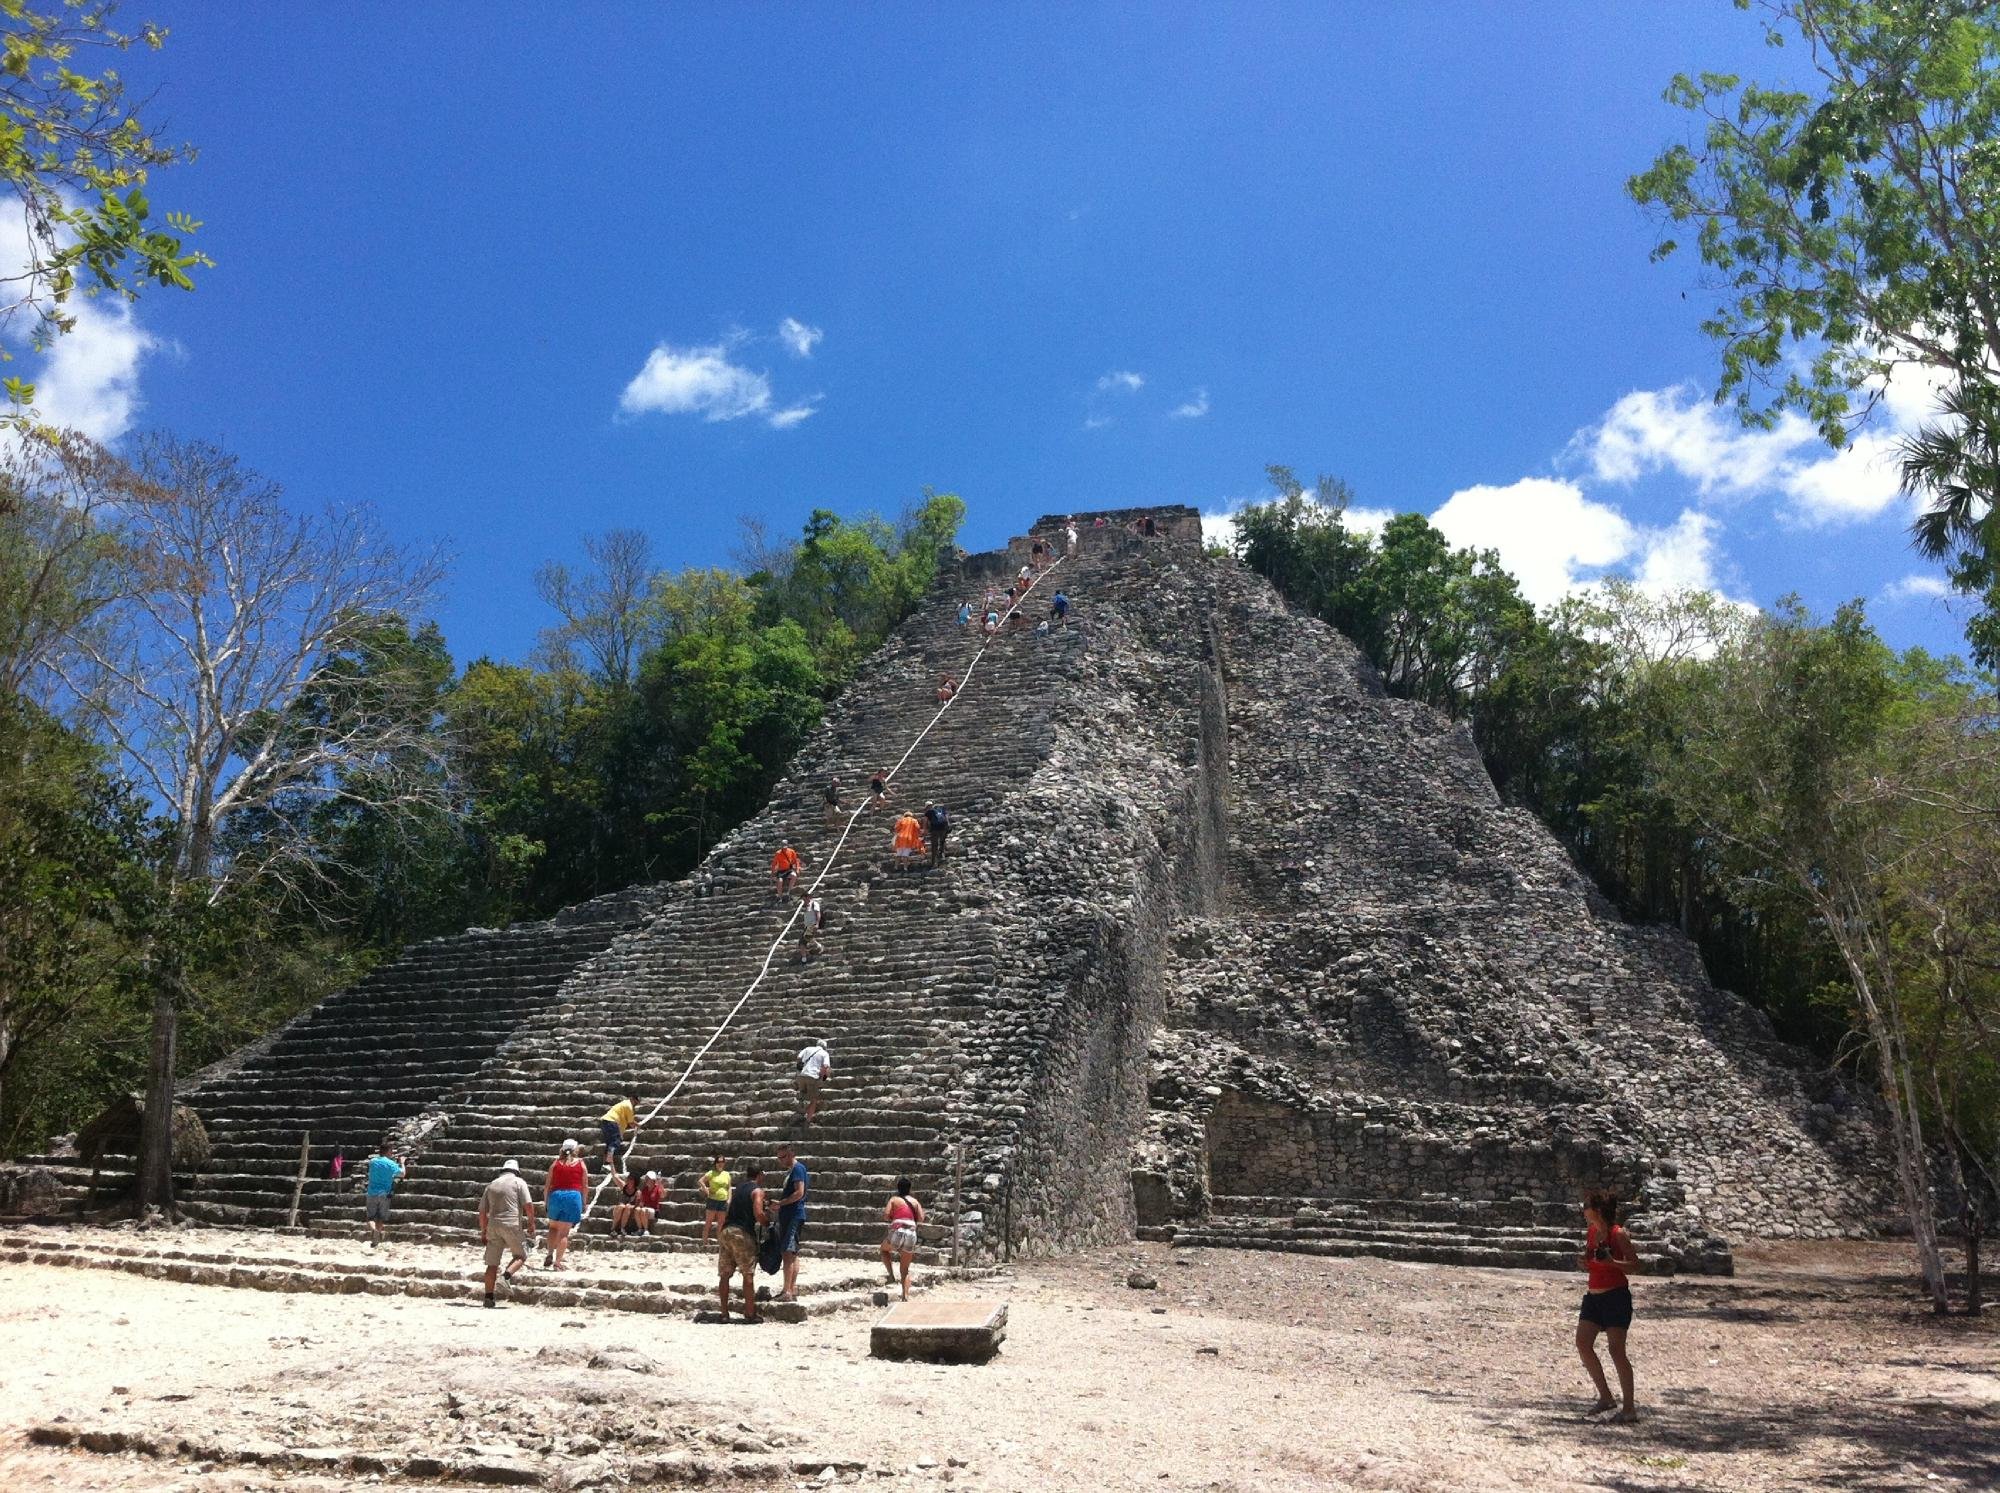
{"left": 927, "top": 805, "right": 948, "bottom": 829}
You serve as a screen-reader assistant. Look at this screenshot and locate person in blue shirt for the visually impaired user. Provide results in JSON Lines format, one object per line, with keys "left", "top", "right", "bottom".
{"left": 1050, "top": 591, "right": 1070, "bottom": 628}
{"left": 955, "top": 600, "right": 973, "bottom": 628}
{"left": 773, "top": 1144, "right": 810, "bottom": 1302}
{"left": 364, "top": 1150, "right": 406, "bottom": 1249}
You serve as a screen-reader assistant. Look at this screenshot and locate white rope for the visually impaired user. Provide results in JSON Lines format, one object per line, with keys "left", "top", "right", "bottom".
{"left": 576, "top": 552, "right": 1069, "bottom": 1227}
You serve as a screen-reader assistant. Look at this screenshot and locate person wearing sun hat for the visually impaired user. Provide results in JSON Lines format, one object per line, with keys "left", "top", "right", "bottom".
{"left": 543, "top": 1139, "right": 587, "bottom": 1270}
{"left": 479, "top": 1159, "right": 536, "bottom": 1307}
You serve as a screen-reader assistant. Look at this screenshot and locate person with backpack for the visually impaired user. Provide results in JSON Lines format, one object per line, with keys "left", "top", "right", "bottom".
{"left": 716, "top": 1165, "right": 768, "bottom": 1323}
{"left": 795, "top": 1039, "right": 831, "bottom": 1125}
{"left": 923, "top": 801, "right": 950, "bottom": 868}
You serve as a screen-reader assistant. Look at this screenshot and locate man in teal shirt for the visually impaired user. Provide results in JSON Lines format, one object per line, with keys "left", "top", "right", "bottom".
{"left": 365, "top": 1150, "right": 405, "bottom": 1249}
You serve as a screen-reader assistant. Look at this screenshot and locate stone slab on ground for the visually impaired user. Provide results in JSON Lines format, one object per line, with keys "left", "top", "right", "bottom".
{"left": 870, "top": 1297, "right": 1007, "bottom": 1363}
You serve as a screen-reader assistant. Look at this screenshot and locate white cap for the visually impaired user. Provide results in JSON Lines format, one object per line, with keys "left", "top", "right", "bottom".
{"left": 816, "top": 1037, "right": 828, "bottom": 1049}
{"left": 500, "top": 1159, "right": 520, "bottom": 1173}
{"left": 561, "top": 1138, "right": 579, "bottom": 1153}
{"left": 644, "top": 1170, "right": 659, "bottom": 1181}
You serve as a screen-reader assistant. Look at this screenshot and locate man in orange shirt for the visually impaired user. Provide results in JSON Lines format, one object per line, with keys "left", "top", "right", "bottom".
{"left": 770, "top": 839, "right": 804, "bottom": 897}
{"left": 890, "top": 812, "right": 925, "bottom": 868}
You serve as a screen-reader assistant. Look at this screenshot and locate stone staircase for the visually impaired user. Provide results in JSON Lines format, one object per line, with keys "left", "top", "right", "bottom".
{"left": 10, "top": 504, "right": 1897, "bottom": 1283}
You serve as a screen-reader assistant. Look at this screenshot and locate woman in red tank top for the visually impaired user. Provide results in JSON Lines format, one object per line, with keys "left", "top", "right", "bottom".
{"left": 544, "top": 1139, "right": 589, "bottom": 1270}
{"left": 1575, "top": 1190, "right": 1642, "bottom": 1422}
{"left": 880, "top": 1178, "right": 927, "bottom": 1301}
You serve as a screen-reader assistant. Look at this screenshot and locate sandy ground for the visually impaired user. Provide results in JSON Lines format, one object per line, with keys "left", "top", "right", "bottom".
{"left": 0, "top": 1231, "right": 1994, "bottom": 1492}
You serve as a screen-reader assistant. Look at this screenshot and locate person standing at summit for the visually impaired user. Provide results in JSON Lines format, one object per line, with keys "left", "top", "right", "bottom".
{"left": 773, "top": 1144, "right": 810, "bottom": 1303}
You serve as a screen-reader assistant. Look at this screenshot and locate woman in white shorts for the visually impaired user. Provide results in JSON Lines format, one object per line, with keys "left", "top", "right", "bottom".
{"left": 880, "top": 1178, "right": 926, "bottom": 1301}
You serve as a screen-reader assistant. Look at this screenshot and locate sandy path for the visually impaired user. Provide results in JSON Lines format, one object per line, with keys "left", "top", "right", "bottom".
{"left": 0, "top": 1234, "right": 1993, "bottom": 1491}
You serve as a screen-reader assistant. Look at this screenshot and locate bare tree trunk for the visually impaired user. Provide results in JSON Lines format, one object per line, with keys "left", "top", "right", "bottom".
{"left": 135, "top": 973, "right": 177, "bottom": 1216}
{"left": 1827, "top": 901, "right": 1948, "bottom": 1311}
{"left": 1969, "top": 1222, "right": 1983, "bottom": 1316}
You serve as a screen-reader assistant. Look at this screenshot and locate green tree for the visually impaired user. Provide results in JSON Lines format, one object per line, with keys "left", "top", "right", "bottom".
{"left": 0, "top": 1, "right": 208, "bottom": 410}
{"left": 1630, "top": 0, "right": 2000, "bottom": 662}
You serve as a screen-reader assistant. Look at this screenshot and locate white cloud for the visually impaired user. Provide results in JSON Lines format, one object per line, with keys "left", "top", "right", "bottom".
{"left": 1083, "top": 414, "right": 1114, "bottom": 431}
{"left": 1579, "top": 383, "right": 1816, "bottom": 496}
{"left": 1778, "top": 429, "right": 1908, "bottom": 524}
{"left": 1095, "top": 370, "right": 1144, "bottom": 394}
{"left": 30, "top": 295, "right": 156, "bottom": 441}
{"left": 1879, "top": 572, "right": 1951, "bottom": 604}
{"left": 619, "top": 339, "right": 815, "bottom": 429}
{"left": 1432, "top": 478, "right": 1638, "bottom": 607}
{"left": 1631, "top": 509, "right": 1727, "bottom": 594}
{"left": 777, "top": 317, "right": 822, "bottom": 358}
{"left": 1170, "top": 388, "right": 1209, "bottom": 419}
{"left": 1345, "top": 506, "right": 1395, "bottom": 540}
{"left": 0, "top": 209, "right": 161, "bottom": 443}
{"left": 620, "top": 341, "right": 771, "bottom": 422}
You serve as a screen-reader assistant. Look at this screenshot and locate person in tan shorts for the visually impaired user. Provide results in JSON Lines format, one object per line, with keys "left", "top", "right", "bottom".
{"left": 717, "top": 1165, "right": 768, "bottom": 1323}
{"left": 478, "top": 1160, "right": 537, "bottom": 1309}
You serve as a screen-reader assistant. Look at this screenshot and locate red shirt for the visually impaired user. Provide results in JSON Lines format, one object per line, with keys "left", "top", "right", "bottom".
{"left": 549, "top": 1158, "right": 587, "bottom": 1192}
{"left": 1586, "top": 1223, "right": 1631, "bottom": 1291}
{"left": 638, "top": 1181, "right": 665, "bottom": 1209}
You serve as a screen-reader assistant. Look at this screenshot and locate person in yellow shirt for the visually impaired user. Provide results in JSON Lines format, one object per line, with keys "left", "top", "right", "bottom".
{"left": 599, "top": 1091, "right": 639, "bottom": 1177}
{"left": 699, "top": 1154, "right": 732, "bottom": 1243}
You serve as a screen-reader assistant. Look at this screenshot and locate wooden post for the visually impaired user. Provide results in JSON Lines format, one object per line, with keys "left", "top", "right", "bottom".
{"left": 950, "top": 1141, "right": 965, "bottom": 1268}
{"left": 286, "top": 1130, "right": 312, "bottom": 1228}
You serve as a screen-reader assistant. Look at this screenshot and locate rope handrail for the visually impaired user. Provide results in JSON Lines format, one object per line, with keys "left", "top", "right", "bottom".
{"left": 576, "top": 551, "right": 1068, "bottom": 1228}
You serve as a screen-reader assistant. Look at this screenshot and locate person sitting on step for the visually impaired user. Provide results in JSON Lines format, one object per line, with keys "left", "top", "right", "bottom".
{"left": 611, "top": 1167, "right": 645, "bottom": 1236}
{"left": 770, "top": 839, "right": 804, "bottom": 898}
{"left": 936, "top": 673, "right": 958, "bottom": 703}
{"left": 982, "top": 609, "right": 1000, "bottom": 637}
{"left": 618, "top": 1170, "right": 664, "bottom": 1237}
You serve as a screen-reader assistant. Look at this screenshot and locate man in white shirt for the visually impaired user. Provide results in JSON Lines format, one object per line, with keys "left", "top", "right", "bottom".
{"left": 795, "top": 1039, "right": 831, "bottom": 1125}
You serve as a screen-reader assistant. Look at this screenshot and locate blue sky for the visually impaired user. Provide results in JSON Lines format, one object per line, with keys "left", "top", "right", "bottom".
{"left": 20, "top": 2, "right": 1971, "bottom": 665}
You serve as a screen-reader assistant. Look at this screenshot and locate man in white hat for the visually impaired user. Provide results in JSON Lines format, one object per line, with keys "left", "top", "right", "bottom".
{"left": 478, "top": 1159, "right": 536, "bottom": 1308}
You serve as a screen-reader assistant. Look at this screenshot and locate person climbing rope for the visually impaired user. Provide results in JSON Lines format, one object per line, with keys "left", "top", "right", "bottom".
{"left": 923, "top": 800, "right": 950, "bottom": 868}
{"left": 982, "top": 609, "right": 1000, "bottom": 638}
{"left": 794, "top": 1040, "right": 831, "bottom": 1125}
{"left": 1575, "top": 1189, "right": 1645, "bottom": 1423}
{"left": 869, "top": 769, "right": 892, "bottom": 808}
{"left": 770, "top": 839, "right": 804, "bottom": 897}
{"left": 600, "top": 1090, "right": 639, "bottom": 1176}
{"left": 936, "top": 674, "right": 958, "bottom": 703}
{"left": 796, "top": 891, "right": 825, "bottom": 961}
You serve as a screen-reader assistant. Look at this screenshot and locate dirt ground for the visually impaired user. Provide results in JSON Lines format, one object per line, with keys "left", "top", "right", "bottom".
{"left": 0, "top": 1232, "right": 1994, "bottom": 1491}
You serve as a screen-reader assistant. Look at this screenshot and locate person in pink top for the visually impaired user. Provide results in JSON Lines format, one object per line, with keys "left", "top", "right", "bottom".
{"left": 879, "top": 1177, "right": 927, "bottom": 1301}
{"left": 1575, "top": 1189, "right": 1645, "bottom": 1422}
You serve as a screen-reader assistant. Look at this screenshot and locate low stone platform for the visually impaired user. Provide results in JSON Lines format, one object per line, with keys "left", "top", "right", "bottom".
{"left": 869, "top": 1297, "right": 1007, "bottom": 1363}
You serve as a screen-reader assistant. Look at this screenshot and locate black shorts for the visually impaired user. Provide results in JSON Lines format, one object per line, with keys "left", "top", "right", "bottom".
{"left": 1580, "top": 1287, "right": 1633, "bottom": 1330}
